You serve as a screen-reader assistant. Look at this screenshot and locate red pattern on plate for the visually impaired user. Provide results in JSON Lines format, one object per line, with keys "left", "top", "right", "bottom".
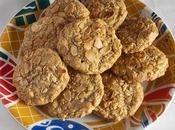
{"left": 0, "top": 50, "right": 19, "bottom": 107}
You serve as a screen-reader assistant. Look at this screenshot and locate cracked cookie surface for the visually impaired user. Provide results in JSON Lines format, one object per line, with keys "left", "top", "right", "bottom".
{"left": 116, "top": 16, "right": 159, "bottom": 53}
{"left": 20, "top": 17, "right": 65, "bottom": 56}
{"left": 80, "top": 0, "right": 127, "bottom": 29}
{"left": 13, "top": 48, "right": 69, "bottom": 105}
{"left": 57, "top": 18, "right": 122, "bottom": 74}
{"left": 40, "top": 69, "right": 104, "bottom": 119}
{"left": 41, "top": 0, "right": 90, "bottom": 22}
{"left": 112, "top": 46, "right": 169, "bottom": 82}
{"left": 94, "top": 72, "right": 143, "bottom": 122}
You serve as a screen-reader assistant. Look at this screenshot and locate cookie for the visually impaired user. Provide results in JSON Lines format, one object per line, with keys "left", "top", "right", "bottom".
{"left": 20, "top": 17, "right": 65, "bottom": 56}
{"left": 40, "top": 69, "right": 104, "bottom": 119}
{"left": 116, "top": 16, "right": 159, "bottom": 53}
{"left": 41, "top": 0, "right": 90, "bottom": 22}
{"left": 13, "top": 48, "right": 70, "bottom": 105}
{"left": 112, "top": 45, "right": 169, "bottom": 82}
{"left": 94, "top": 72, "right": 143, "bottom": 122}
{"left": 57, "top": 18, "right": 122, "bottom": 74}
{"left": 80, "top": 0, "right": 127, "bottom": 29}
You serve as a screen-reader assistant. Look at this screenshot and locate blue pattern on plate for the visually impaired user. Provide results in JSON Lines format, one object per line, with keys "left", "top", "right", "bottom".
{"left": 151, "top": 12, "right": 168, "bottom": 36}
{"left": 30, "top": 119, "right": 90, "bottom": 130}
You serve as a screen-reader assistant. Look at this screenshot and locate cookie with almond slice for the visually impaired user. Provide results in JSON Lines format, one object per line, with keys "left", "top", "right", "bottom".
{"left": 94, "top": 72, "right": 143, "bottom": 121}
{"left": 13, "top": 48, "right": 69, "bottom": 105}
{"left": 80, "top": 0, "right": 128, "bottom": 29}
{"left": 112, "top": 46, "right": 169, "bottom": 82}
{"left": 57, "top": 18, "right": 122, "bottom": 74}
{"left": 116, "top": 16, "right": 159, "bottom": 53}
{"left": 40, "top": 69, "right": 104, "bottom": 119}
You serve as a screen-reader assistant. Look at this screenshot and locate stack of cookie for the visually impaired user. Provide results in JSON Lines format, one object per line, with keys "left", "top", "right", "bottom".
{"left": 13, "top": 0, "right": 169, "bottom": 122}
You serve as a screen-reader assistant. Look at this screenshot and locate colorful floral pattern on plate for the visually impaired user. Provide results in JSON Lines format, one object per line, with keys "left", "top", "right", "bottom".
{"left": 0, "top": 0, "right": 175, "bottom": 130}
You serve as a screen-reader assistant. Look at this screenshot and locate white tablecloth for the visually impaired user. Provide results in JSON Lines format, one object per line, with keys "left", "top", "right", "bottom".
{"left": 0, "top": 0, "right": 175, "bottom": 130}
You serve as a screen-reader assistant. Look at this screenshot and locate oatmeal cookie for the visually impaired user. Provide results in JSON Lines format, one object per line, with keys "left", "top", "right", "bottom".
{"left": 57, "top": 18, "right": 122, "bottom": 74}
{"left": 112, "top": 46, "right": 169, "bottom": 82}
{"left": 80, "top": 0, "right": 128, "bottom": 29}
{"left": 40, "top": 69, "right": 104, "bottom": 119}
{"left": 41, "top": 0, "right": 90, "bottom": 22}
{"left": 13, "top": 48, "right": 69, "bottom": 105}
{"left": 94, "top": 72, "right": 143, "bottom": 122}
{"left": 20, "top": 17, "right": 65, "bottom": 56}
{"left": 116, "top": 16, "right": 159, "bottom": 53}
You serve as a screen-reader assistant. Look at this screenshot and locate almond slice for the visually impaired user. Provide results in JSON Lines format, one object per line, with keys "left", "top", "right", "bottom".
{"left": 94, "top": 37, "right": 103, "bottom": 49}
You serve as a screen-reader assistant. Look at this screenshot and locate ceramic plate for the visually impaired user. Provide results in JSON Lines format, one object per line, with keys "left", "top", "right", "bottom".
{"left": 0, "top": 0, "right": 175, "bottom": 130}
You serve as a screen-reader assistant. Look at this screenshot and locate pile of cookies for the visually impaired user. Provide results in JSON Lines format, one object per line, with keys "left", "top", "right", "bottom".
{"left": 13, "top": 0, "right": 169, "bottom": 122}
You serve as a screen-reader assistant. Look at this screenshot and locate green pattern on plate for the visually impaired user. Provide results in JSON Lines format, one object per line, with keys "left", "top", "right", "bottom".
{"left": 15, "top": 0, "right": 51, "bottom": 26}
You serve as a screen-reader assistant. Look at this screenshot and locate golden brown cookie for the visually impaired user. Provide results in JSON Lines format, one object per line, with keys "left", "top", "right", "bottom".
{"left": 80, "top": 0, "right": 128, "bottom": 29}
{"left": 57, "top": 18, "right": 122, "bottom": 74}
{"left": 13, "top": 48, "right": 69, "bottom": 105}
{"left": 116, "top": 16, "right": 159, "bottom": 53}
{"left": 20, "top": 17, "right": 65, "bottom": 56}
{"left": 40, "top": 69, "right": 104, "bottom": 119}
{"left": 41, "top": 0, "right": 90, "bottom": 22}
{"left": 112, "top": 46, "right": 169, "bottom": 82}
{"left": 94, "top": 72, "right": 143, "bottom": 122}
